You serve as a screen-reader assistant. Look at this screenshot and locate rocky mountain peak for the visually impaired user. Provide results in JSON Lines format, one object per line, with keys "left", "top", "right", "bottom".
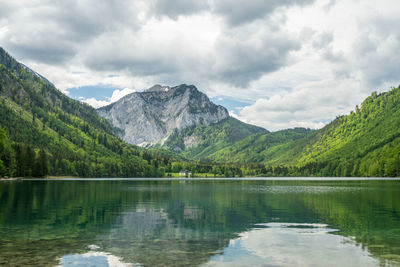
{"left": 97, "top": 84, "right": 229, "bottom": 147}
{"left": 146, "top": 84, "right": 170, "bottom": 92}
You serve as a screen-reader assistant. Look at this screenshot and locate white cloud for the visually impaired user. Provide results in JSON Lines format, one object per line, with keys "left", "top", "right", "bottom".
{"left": 228, "top": 110, "right": 239, "bottom": 119}
{"left": 83, "top": 98, "right": 111, "bottom": 109}
{"left": 237, "top": 78, "right": 364, "bottom": 131}
{"left": 1, "top": 0, "right": 400, "bottom": 130}
{"left": 110, "top": 88, "right": 136, "bottom": 102}
{"left": 82, "top": 88, "right": 136, "bottom": 108}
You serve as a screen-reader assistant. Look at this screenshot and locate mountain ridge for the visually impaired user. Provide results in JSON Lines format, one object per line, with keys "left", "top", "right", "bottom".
{"left": 97, "top": 84, "right": 233, "bottom": 146}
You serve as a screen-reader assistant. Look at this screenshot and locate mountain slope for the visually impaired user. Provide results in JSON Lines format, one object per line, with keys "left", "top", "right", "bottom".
{"left": 0, "top": 47, "right": 169, "bottom": 177}
{"left": 159, "top": 117, "right": 268, "bottom": 160}
{"left": 284, "top": 88, "right": 400, "bottom": 176}
{"left": 98, "top": 84, "right": 229, "bottom": 146}
{"left": 206, "top": 127, "right": 314, "bottom": 163}
{"left": 206, "top": 87, "right": 400, "bottom": 177}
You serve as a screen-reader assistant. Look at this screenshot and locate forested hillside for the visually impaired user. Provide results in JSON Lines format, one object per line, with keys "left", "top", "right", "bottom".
{"left": 0, "top": 47, "right": 170, "bottom": 177}
{"left": 204, "top": 87, "right": 400, "bottom": 177}
{"left": 285, "top": 88, "right": 400, "bottom": 177}
{"left": 206, "top": 127, "right": 314, "bottom": 163}
{"left": 160, "top": 117, "right": 267, "bottom": 159}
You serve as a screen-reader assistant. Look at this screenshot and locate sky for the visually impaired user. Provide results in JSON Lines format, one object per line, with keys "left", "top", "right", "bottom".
{"left": 0, "top": 0, "right": 399, "bottom": 131}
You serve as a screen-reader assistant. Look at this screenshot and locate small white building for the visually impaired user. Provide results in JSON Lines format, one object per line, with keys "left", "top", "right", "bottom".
{"left": 179, "top": 170, "right": 192, "bottom": 177}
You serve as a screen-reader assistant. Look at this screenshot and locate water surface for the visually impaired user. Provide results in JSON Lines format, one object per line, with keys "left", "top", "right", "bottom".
{"left": 0, "top": 179, "right": 399, "bottom": 266}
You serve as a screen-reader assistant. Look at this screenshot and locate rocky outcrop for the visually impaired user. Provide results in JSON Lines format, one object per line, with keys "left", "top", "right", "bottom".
{"left": 97, "top": 84, "right": 229, "bottom": 146}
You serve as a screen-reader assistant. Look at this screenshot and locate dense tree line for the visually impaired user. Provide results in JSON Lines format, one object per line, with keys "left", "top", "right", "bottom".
{"left": 192, "top": 87, "right": 400, "bottom": 177}
{"left": 1, "top": 47, "right": 400, "bottom": 178}
{"left": 2, "top": 121, "right": 400, "bottom": 178}
{"left": 164, "top": 159, "right": 400, "bottom": 177}
{"left": 0, "top": 125, "right": 172, "bottom": 178}
{"left": 0, "top": 48, "right": 170, "bottom": 178}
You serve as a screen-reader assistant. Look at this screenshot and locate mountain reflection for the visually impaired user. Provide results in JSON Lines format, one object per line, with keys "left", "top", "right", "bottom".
{"left": 0, "top": 179, "right": 399, "bottom": 266}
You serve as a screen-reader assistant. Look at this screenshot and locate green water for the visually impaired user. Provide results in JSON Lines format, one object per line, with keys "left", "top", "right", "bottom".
{"left": 0, "top": 179, "right": 400, "bottom": 267}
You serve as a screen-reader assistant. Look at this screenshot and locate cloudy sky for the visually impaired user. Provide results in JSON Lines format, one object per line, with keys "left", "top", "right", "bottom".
{"left": 1, "top": 0, "right": 399, "bottom": 131}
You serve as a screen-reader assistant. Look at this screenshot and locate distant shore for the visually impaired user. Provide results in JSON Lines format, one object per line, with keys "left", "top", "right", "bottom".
{"left": 2, "top": 176, "right": 400, "bottom": 181}
{"left": 0, "top": 177, "right": 23, "bottom": 181}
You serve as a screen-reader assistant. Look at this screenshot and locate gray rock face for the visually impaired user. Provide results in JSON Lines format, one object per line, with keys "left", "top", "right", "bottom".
{"left": 97, "top": 84, "right": 229, "bottom": 146}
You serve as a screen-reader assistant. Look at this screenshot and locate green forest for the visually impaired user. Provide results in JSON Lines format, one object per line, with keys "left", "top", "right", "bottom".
{"left": 207, "top": 88, "right": 400, "bottom": 177}
{"left": 0, "top": 47, "right": 170, "bottom": 178}
{"left": 0, "top": 46, "right": 400, "bottom": 178}
{"left": 157, "top": 87, "right": 400, "bottom": 177}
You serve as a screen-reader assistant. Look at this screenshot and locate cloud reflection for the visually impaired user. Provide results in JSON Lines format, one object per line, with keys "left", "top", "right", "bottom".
{"left": 202, "top": 223, "right": 379, "bottom": 267}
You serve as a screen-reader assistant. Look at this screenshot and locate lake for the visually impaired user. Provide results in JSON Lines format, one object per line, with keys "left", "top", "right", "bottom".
{"left": 0, "top": 178, "right": 399, "bottom": 266}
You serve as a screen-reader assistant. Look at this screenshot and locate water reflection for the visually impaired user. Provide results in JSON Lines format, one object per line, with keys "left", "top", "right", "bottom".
{"left": 0, "top": 180, "right": 399, "bottom": 266}
{"left": 59, "top": 251, "right": 133, "bottom": 267}
{"left": 202, "top": 223, "right": 378, "bottom": 267}
{"left": 95, "top": 205, "right": 231, "bottom": 267}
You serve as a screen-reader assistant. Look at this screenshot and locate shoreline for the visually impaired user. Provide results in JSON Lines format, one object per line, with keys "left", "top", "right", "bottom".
{"left": 0, "top": 177, "right": 23, "bottom": 181}
{"left": 3, "top": 177, "right": 400, "bottom": 181}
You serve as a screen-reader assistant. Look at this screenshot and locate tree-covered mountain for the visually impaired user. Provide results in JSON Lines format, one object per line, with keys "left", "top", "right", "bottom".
{"left": 204, "top": 87, "right": 400, "bottom": 177}
{"left": 0, "top": 47, "right": 171, "bottom": 177}
{"left": 282, "top": 88, "right": 400, "bottom": 177}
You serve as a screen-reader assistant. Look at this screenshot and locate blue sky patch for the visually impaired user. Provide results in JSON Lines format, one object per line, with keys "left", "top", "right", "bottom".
{"left": 211, "top": 96, "right": 252, "bottom": 111}
{"left": 67, "top": 85, "right": 120, "bottom": 101}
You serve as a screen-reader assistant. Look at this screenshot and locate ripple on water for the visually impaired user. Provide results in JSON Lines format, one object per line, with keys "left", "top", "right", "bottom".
{"left": 245, "top": 185, "right": 372, "bottom": 194}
